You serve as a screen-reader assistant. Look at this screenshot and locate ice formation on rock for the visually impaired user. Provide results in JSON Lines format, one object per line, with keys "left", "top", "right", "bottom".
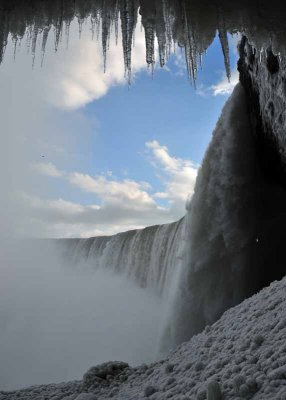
{"left": 1, "top": 1, "right": 286, "bottom": 82}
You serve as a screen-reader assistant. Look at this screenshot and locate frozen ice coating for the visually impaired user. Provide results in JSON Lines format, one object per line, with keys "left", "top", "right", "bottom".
{"left": 1, "top": 0, "right": 286, "bottom": 82}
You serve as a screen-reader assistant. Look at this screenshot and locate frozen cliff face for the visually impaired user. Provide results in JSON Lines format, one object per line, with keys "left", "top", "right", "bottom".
{"left": 239, "top": 37, "right": 286, "bottom": 168}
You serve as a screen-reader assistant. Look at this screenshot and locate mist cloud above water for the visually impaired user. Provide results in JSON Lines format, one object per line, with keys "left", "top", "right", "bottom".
{"left": 0, "top": 240, "right": 165, "bottom": 390}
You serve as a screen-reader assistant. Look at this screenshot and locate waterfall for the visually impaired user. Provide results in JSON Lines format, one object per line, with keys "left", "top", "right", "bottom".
{"left": 57, "top": 219, "right": 184, "bottom": 296}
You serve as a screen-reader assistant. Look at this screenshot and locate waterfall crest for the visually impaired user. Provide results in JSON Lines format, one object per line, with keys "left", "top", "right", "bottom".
{"left": 58, "top": 219, "right": 184, "bottom": 296}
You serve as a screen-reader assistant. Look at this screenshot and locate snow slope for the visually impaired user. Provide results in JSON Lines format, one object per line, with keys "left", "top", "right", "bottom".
{"left": 1, "top": 275, "right": 286, "bottom": 400}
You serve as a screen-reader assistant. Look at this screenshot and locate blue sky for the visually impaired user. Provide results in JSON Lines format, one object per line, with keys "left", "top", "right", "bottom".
{"left": 1, "top": 20, "right": 239, "bottom": 238}
{"left": 87, "top": 38, "right": 232, "bottom": 173}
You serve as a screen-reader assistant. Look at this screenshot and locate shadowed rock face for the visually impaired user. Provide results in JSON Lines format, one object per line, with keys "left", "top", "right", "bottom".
{"left": 238, "top": 37, "right": 286, "bottom": 289}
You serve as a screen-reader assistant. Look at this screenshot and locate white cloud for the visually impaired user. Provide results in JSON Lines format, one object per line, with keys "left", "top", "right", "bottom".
{"left": 196, "top": 68, "right": 239, "bottom": 97}
{"left": 211, "top": 68, "right": 239, "bottom": 96}
{"left": 146, "top": 141, "right": 199, "bottom": 209}
{"left": 23, "top": 195, "right": 86, "bottom": 215}
{"left": 68, "top": 173, "right": 156, "bottom": 209}
{"left": 23, "top": 141, "right": 199, "bottom": 238}
{"left": 20, "top": 191, "right": 169, "bottom": 238}
{"left": 35, "top": 19, "right": 152, "bottom": 110}
{"left": 31, "top": 162, "right": 64, "bottom": 177}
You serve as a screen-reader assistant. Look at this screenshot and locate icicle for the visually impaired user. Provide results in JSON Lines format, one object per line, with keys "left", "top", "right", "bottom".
{"left": 41, "top": 25, "right": 51, "bottom": 66}
{"left": 114, "top": 0, "right": 119, "bottom": 46}
{"left": 78, "top": 18, "right": 84, "bottom": 39}
{"left": 26, "top": 25, "right": 33, "bottom": 55}
{"left": 31, "top": 26, "right": 39, "bottom": 68}
{"left": 133, "top": 28, "right": 136, "bottom": 48}
{"left": 217, "top": 9, "right": 231, "bottom": 81}
{"left": 120, "top": 0, "right": 137, "bottom": 83}
{"left": 13, "top": 37, "right": 18, "bottom": 61}
{"left": 90, "top": 5, "right": 100, "bottom": 41}
{"left": 91, "top": 17, "right": 96, "bottom": 40}
{"left": 155, "top": 0, "right": 167, "bottom": 68}
{"left": 199, "top": 52, "right": 203, "bottom": 69}
{"left": 162, "top": 0, "right": 173, "bottom": 59}
{"left": 101, "top": 1, "right": 113, "bottom": 73}
{"left": 65, "top": 21, "right": 70, "bottom": 49}
{"left": 182, "top": 1, "right": 198, "bottom": 85}
{"left": 54, "top": 17, "right": 63, "bottom": 52}
{"left": 218, "top": 27, "right": 231, "bottom": 81}
{"left": 0, "top": 20, "right": 7, "bottom": 65}
{"left": 143, "top": 21, "right": 155, "bottom": 68}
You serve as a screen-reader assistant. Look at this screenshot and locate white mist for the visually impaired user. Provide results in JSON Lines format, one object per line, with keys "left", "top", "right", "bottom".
{"left": 0, "top": 240, "right": 164, "bottom": 390}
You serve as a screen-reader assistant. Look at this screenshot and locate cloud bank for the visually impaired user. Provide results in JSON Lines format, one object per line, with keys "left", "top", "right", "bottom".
{"left": 26, "top": 141, "right": 198, "bottom": 238}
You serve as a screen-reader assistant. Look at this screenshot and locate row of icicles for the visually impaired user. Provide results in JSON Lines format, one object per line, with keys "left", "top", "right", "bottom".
{"left": 0, "top": 0, "right": 231, "bottom": 85}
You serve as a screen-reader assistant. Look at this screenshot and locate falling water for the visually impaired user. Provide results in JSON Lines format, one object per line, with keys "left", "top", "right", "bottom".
{"left": 58, "top": 219, "right": 184, "bottom": 296}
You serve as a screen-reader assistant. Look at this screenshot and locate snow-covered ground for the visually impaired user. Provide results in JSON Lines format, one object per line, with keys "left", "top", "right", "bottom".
{"left": 1, "top": 275, "right": 286, "bottom": 400}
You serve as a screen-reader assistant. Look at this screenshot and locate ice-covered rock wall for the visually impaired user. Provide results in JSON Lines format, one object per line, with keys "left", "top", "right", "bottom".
{"left": 58, "top": 219, "right": 184, "bottom": 296}
{"left": 238, "top": 37, "right": 286, "bottom": 168}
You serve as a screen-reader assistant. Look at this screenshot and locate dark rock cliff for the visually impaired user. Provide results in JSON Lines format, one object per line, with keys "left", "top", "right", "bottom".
{"left": 238, "top": 36, "right": 286, "bottom": 289}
